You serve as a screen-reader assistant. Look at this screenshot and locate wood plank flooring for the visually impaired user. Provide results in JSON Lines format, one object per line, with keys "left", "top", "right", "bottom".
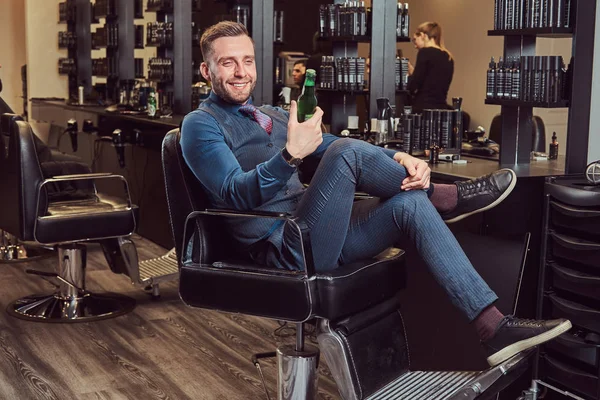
{"left": 0, "top": 236, "right": 340, "bottom": 400}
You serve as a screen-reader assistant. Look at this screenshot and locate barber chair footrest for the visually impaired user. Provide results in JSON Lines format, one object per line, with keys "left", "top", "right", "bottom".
{"left": 317, "top": 296, "right": 410, "bottom": 400}
{"left": 7, "top": 292, "right": 136, "bottom": 323}
{"left": 138, "top": 248, "right": 179, "bottom": 284}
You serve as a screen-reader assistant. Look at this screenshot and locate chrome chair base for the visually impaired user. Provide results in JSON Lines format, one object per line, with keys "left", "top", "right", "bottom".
{"left": 0, "top": 229, "right": 54, "bottom": 263}
{"left": 7, "top": 243, "right": 135, "bottom": 323}
{"left": 7, "top": 292, "right": 136, "bottom": 323}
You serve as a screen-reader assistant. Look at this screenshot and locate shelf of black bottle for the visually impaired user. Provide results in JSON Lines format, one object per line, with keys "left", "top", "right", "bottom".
{"left": 145, "top": 7, "right": 173, "bottom": 13}
{"left": 488, "top": 27, "right": 573, "bottom": 38}
{"left": 92, "top": 45, "right": 118, "bottom": 49}
{"left": 146, "top": 43, "right": 173, "bottom": 48}
{"left": 147, "top": 78, "right": 174, "bottom": 84}
{"left": 484, "top": 98, "right": 570, "bottom": 108}
{"left": 318, "top": 88, "right": 369, "bottom": 95}
{"left": 396, "top": 37, "right": 411, "bottom": 43}
{"left": 94, "top": 12, "right": 117, "bottom": 19}
{"left": 323, "top": 35, "right": 371, "bottom": 43}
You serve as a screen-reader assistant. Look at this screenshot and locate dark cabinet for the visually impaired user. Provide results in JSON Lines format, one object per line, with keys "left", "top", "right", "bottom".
{"left": 538, "top": 176, "right": 600, "bottom": 399}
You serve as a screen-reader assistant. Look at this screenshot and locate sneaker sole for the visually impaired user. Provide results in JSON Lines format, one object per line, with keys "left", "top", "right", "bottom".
{"left": 486, "top": 320, "right": 572, "bottom": 367}
{"left": 445, "top": 169, "right": 517, "bottom": 224}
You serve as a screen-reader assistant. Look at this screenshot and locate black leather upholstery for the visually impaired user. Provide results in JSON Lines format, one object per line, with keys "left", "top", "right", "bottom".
{"left": 0, "top": 115, "right": 136, "bottom": 244}
{"left": 162, "top": 129, "right": 406, "bottom": 323}
{"left": 489, "top": 114, "right": 546, "bottom": 153}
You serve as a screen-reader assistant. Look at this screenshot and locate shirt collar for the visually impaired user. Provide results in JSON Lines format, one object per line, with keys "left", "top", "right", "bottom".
{"left": 208, "top": 90, "right": 254, "bottom": 114}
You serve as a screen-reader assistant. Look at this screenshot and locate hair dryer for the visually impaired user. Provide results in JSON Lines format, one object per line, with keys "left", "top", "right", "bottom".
{"left": 66, "top": 118, "right": 78, "bottom": 152}
{"left": 112, "top": 129, "right": 126, "bottom": 168}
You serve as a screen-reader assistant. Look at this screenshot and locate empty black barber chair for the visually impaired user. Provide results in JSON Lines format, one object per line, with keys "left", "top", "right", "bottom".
{"left": 1, "top": 116, "right": 137, "bottom": 322}
{"left": 162, "top": 128, "right": 534, "bottom": 399}
{"left": 489, "top": 114, "right": 546, "bottom": 153}
{"left": 0, "top": 106, "right": 81, "bottom": 262}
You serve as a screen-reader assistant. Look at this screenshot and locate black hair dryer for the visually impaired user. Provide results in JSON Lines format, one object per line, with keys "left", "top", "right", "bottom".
{"left": 452, "top": 97, "right": 463, "bottom": 148}
{"left": 66, "top": 118, "right": 78, "bottom": 152}
{"left": 375, "top": 97, "right": 394, "bottom": 146}
{"left": 112, "top": 129, "right": 126, "bottom": 168}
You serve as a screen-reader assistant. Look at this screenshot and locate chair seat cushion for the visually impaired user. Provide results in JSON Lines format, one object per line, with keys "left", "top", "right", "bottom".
{"left": 35, "top": 194, "right": 137, "bottom": 244}
{"left": 315, "top": 249, "right": 406, "bottom": 321}
{"left": 178, "top": 249, "right": 405, "bottom": 323}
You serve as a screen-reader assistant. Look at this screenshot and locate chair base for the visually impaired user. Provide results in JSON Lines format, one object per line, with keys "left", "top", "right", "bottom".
{"left": 0, "top": 230, "right": 54, "bottom": 263}
{"left": 7, "top": 292, "right": 136, "bottom": 323}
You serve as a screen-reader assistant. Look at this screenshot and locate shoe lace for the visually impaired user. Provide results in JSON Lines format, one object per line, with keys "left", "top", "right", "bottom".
{"left": 506, "top": 318, "right": 544, "bottom": 328}
{"left": 456, "top": 174, "right": 495, "bottom": 196}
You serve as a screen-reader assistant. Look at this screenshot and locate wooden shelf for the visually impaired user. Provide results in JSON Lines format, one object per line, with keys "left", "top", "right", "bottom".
{"left": 484, "top": 98, "right": 570, "bottom": 108}
{"left": 488, "top": 28, "right": 573, "bottom": 38}
{"left": 317, "top": 88, "right": 368, "bottom": 95}
{"left": 322, "top": 35, "right": 371, "bottom": 43}
{"left": 396, "top": 37, "right": 411, "bottom": 43}
{"left": 145, "top": 7, "right": 173, "bottom": 13}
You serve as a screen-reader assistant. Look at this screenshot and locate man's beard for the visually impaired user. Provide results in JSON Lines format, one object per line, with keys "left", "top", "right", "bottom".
{"left": 211, "top": 74, "right": 255, "bottom": 105}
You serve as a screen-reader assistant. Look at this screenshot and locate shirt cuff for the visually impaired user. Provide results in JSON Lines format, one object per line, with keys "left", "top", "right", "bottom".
{"left": 260, "top": 150, "right": 297, "bottom": 181}
{"left": 382, "top": 148, "right": 398, "bottom": 159}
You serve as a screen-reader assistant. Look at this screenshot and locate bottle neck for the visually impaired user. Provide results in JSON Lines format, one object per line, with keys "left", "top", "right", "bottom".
{"left": 302, "top": 84, "right": 315, "bottom": 96}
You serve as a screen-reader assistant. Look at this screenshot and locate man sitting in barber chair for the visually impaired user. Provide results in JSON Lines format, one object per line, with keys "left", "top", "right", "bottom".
{"left": 180, "top": 21, "right": 571, "bottom": 369}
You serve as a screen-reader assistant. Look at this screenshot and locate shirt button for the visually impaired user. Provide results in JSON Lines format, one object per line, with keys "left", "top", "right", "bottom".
{"left": 267, "top": 143, "right": 274, "bottom": 147}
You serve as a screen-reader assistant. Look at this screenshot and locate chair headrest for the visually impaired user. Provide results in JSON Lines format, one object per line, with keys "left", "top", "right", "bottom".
{"left": 1, "top": 113, "right": 22, "bottom": 137}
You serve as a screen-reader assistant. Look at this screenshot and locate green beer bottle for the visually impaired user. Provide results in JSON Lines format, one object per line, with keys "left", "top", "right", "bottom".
{"left": 297, "top": 69, "right": 317, "bottom": 122}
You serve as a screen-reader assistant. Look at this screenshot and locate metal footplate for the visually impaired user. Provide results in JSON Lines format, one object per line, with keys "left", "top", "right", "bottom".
{"left": 110, "top": 238, "right": 179, "bottom": 297}
{"left": 138, "top": 248, "right": 179, "bottom": 283}
{"left": 366, "top": 351, "right": 533, "bottom": 400}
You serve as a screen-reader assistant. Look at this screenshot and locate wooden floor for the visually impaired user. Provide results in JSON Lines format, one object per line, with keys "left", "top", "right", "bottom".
{"left": 0, "top": 236, "right": 340, "bottom": 400}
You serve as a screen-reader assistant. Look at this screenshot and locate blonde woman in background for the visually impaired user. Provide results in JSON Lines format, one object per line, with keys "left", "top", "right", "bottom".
{"left": 407, "top": 22, "right": 454, "bottom": 113}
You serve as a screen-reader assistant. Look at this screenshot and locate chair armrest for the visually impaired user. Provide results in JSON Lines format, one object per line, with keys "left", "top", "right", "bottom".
{"left": 36, "top": 173, "right": 134, "bottom": 214}
{"left": 183, "top": 209, "right": 316, "bottom": 277}
{"left": 205, "top": 208, "right": 290, "bottom": 219}
{"left": 46, "top": 172, "right": 113, "bottom": 181}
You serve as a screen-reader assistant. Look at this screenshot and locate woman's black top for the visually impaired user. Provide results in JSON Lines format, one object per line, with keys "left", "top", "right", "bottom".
{"left": 407, "top": 47, "right": 454, "bottom": 113}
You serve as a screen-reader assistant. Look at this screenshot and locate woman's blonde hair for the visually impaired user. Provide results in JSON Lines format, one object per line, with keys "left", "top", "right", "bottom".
{"left": 416, "top": 22, "right": 453, "bottom": 61}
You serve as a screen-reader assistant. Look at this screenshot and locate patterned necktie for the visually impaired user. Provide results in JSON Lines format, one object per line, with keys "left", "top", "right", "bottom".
{"left": 239, "top": 104, "right": 273, "bottom": 135}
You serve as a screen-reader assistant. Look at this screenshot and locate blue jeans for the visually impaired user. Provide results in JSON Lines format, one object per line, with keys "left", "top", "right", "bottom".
{"left": 276, "top": 139, "right": 497, "bottom": 321}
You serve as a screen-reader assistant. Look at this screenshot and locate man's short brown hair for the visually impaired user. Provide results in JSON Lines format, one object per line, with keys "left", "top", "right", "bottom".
{"left": 200, "top": 21, "right": 253, "bottom": 62}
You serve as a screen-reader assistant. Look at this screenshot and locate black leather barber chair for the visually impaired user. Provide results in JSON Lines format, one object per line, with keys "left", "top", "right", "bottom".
{"left": 1, "top": 116, "right": 137, "bottom": 322}
{"left": 0, "top": 103, "right": 81, "bottom": 262}
{"left": 162, "top": 128, "right": 535, "bottom": 399}
{"left": 489, "top": 114, "right": 546, "bottom": 153}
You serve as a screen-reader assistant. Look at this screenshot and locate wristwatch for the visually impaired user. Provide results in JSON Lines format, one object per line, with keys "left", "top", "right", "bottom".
{"left": 281, "top": 147, "right": 303, "bottom": 167}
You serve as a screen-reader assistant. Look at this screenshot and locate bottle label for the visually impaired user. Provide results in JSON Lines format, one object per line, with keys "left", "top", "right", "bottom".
{"left": 303, "top": 113, "right": 314, "bottom": 121}
{"left": 148, "top": 104, "right": 156, "bottom": 117}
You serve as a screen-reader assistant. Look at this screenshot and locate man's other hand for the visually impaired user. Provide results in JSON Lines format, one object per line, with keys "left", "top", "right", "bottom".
{"left": 285, "top": 100, "right": 323, "bottom": 159}
{"left": 394, "top": 152, "right": 431, "bottom": 190}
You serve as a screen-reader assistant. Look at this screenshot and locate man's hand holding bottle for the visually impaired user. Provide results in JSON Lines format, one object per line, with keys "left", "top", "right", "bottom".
{"left": 286, "top": 100, "right": 323, "bottom": 160}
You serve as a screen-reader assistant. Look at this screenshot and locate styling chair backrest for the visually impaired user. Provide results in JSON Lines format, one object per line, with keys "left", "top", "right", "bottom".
{"left": 0, "top": 115, "right": 45, "bottom": 240}
{"left": 161, "top": 128, "right": 237, "bottom": 266}
{"left": 489, "top": 114, "right": 546, "bottom": 153}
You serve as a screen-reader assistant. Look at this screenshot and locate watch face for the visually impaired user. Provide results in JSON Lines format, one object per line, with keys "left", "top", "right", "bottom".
{"left": 289, "top": 157, "right": 302, "bottom": 167}
{"left": 282, "top": 147, "right": 302, "bottom": 167}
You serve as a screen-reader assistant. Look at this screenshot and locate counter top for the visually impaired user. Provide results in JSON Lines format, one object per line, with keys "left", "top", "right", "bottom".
{"left": 31, "top": 99, "right": 184, "bottom": 128}
{"left": 31, "top": 99, "right": 568, "bottom": 180}
{"left": 429, "top": 155, "right": 567, "bottom": 181}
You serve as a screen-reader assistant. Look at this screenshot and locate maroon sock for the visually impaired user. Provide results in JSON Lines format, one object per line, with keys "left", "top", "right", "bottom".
{"left": 473, "top": 305, "right": 505, "bottom": 341}
{"left": 429, "top": 184, "right": 458, "bottom": 213}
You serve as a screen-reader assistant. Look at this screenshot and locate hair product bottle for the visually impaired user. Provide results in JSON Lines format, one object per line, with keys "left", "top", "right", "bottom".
{"left": 549, "top": 132, "right": 559, "bottom": 159}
